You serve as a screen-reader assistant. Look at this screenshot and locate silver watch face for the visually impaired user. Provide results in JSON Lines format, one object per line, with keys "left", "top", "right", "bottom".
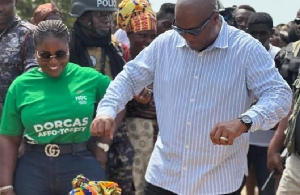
{"left": 242, "top": 115, "right": 252, "bottom": 123}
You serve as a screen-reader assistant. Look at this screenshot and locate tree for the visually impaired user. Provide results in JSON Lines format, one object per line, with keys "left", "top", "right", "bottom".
{"left": 16, "top": 0, "right": 75, "bottom": 28}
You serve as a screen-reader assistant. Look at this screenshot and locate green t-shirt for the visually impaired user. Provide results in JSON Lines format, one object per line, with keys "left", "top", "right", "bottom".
{"left": 0, "top": 62, "right": 110, "bottom": 144}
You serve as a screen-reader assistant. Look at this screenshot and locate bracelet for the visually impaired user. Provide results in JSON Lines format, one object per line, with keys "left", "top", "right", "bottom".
{"left": 0, "top": 185, "right": 13, "bottom": 194}
{"left": 96, "top": 142, "right": 109, "bottom": 152}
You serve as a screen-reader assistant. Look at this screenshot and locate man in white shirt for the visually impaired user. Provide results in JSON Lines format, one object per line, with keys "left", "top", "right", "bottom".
{"left": 91, "top": 0, "right": 292, "bottom": 194}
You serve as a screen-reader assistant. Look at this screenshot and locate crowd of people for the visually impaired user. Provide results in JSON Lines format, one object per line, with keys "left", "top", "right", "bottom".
{"left": 0, "top": 0, "right": 299, "bottom": 195}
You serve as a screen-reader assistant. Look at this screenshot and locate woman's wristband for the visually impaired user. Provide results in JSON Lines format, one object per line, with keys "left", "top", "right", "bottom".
{"left": 0, "top": 185, "right": 13, "bottom": 194}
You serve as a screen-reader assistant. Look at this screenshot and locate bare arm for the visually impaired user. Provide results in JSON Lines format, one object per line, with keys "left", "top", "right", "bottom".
{"left": 267, "top": 105, "right": 292, "bottom": 174}
{"left": 114, "top": 109, "right": 126, "bottom": 131}
{"left": 269, "top": 115, "right": 290, "bottom": 153}
{"left": 0, "top": 135, "right": 22, "bottom": 186}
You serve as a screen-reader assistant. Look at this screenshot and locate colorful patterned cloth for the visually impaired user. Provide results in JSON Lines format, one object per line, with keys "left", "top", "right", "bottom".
{"left": 117, "top": 0, "right": 156, "bottom": 32}
{"left": 125, "top": 117, "right": 157, "bottom": 195}
{"left": 69, "top": 175, "right": 122, "bottom": 195}
{"left": 106, "top": 123, "right": 135, "bottom": 195}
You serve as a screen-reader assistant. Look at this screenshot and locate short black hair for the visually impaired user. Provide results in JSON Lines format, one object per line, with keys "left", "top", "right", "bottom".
{"left": 156, "top": 3, "right": 175, "bottom": 20}
{"left": 247, "top": 12, "right": 273, "bottom": 29}
{"left": 237, "top": 5, "right": 256, "bottom": 13}
{"left": 34, "top": 20, "right": 70, "bottom": 46}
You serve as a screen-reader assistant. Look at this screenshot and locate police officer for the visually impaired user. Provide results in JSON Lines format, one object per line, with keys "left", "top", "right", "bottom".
{"left": 267, "top": 8, "right": 300, "bottom": 195}
{"left": 69, "top": 1, "right": 134, "bottom": 194}
{"left": 0, "top": 0, "right": 37, "bottom": 118}
{"left": 69, "top": 0, "right": 128, "bottom": 79}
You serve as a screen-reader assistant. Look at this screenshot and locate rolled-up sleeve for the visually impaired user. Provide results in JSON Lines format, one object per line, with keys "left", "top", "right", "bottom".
{"left": 96, "top": 36, "right": 159, "bottom": 119}
{"left": 243, "top": 43, "right": 292, "bottom": 132}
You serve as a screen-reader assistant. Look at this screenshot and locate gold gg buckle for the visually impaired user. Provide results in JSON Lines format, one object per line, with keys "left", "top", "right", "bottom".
{"left": 44, "top": 144, "right": 60, "bottom": 157}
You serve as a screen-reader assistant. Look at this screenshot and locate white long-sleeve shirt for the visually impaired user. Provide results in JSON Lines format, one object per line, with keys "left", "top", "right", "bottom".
{"left": 97, "top": 17, "right": 292, "bottom": 195}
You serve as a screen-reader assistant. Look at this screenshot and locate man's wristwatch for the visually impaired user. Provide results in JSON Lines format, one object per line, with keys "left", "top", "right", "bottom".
{"left": 239, "top": 115, "right": 253, "bottom": 131}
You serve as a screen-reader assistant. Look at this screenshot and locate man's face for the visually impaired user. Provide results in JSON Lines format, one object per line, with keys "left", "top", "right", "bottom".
{"left": 234, "top": 9, "right": 254, "bottom": 31}
{"left": 174, "top": 4, "right": 219, "bottom": 51}
{"left": 0, "top": 0, "right": 16, "bottom": 31}
{"left": 91, "top": 11, "right": 113, "bottom": 34}
{"left": 247, "top": 24, "right": 271, "bottom": 50}
{"left": 77, "top": 11, "right": 113, "bottom": 37}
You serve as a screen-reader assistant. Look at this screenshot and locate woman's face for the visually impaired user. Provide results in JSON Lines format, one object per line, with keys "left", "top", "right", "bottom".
{"left": 128, "top": 30, "right": 156, "bottom": 54}
{"left": 36, "top": 36, "right": 69, "bottom": 77}
{"left": 270, "top": 28, "right": 281, "bottom": 47}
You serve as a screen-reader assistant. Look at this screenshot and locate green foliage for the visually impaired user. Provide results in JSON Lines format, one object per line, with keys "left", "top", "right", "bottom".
{"left": 16, "top": 0, "right": 76, "bottom": 28}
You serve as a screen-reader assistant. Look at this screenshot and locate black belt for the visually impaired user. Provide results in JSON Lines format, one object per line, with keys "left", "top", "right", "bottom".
{"left": 25, "top": 142, "right": 88, "bottom": 157}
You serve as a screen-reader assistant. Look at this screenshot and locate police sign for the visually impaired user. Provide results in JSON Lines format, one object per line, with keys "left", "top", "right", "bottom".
{"left": 97, "top": 0, "right": 116, "bottom": 7}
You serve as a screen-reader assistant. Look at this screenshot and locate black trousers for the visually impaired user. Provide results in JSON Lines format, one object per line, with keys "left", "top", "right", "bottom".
{"left": 144, "top": 182, "right": 241, "bottom": 195}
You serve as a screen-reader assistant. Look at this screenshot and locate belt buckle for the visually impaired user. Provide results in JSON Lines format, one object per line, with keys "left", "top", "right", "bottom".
{"left": 44, "top": 144, "right": 60, "bottom": 157}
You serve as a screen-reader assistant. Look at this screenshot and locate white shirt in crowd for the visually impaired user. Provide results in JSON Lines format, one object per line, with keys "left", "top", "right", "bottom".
{"left": 114, "top": 29, "right": 130, "bottom": 48}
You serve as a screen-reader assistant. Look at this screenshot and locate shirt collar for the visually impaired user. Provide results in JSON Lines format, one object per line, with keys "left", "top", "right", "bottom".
{"left": 175, "top": 16, "right": 229, "bottom": 50}
{"left": 176, "top": 35, "right": 187, "bottom": 47}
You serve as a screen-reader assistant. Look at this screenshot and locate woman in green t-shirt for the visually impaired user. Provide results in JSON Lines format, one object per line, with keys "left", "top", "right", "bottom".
{"left": 0, "top": 20, "right": 112, "bottom": 195}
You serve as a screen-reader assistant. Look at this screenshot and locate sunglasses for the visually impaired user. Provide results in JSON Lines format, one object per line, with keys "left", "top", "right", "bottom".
{"left": 36, "top": 50, "right": 69, "bottom": 61}
{"left": 295, "top": 18, "right": 300, "bottom": 25}
{"left": 172, "top": 11, "right": 217, "bottom": 36}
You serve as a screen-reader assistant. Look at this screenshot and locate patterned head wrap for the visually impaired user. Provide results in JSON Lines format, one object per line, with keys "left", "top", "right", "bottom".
{"left": 31, "top": 3, "right": 62, "bottom": 25}
{"left": 117, "top": 0, "right": 157, "bottom": 33}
